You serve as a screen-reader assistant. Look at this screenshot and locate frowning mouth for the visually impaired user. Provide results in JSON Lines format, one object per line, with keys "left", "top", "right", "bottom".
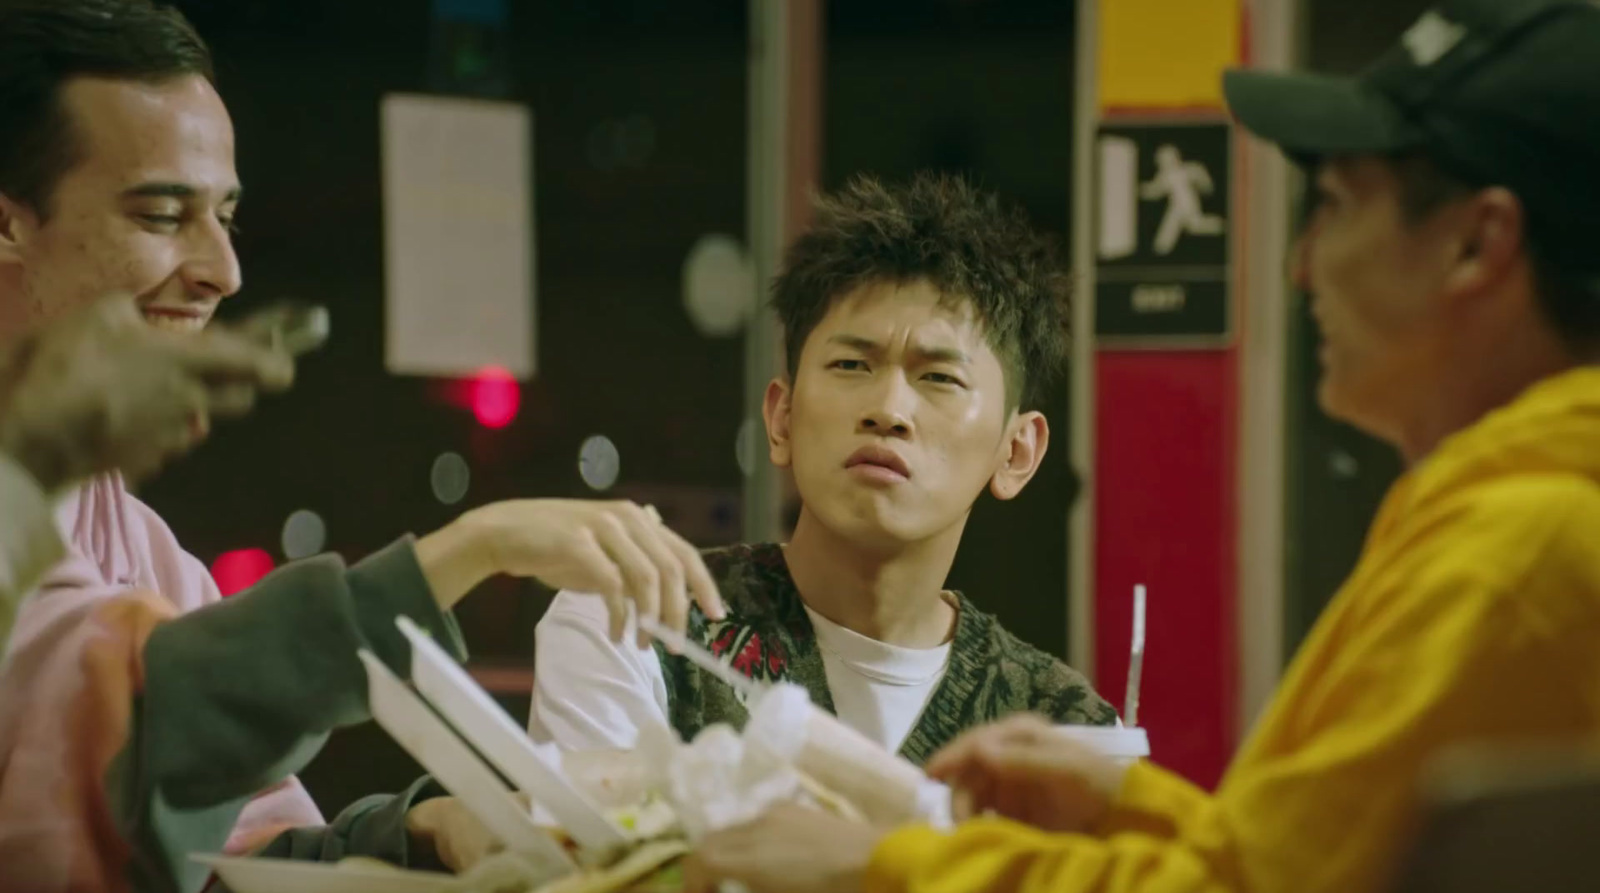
{"left": 844, "top": 445, "right": 911, "bottom": 483}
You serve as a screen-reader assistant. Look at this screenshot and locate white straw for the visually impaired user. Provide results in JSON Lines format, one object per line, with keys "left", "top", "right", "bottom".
{"left": 1125, "top": 584, "right": 1147, "bottom": 727}
{"left": 638, "top": 615, "right": 765, "bottom": 702}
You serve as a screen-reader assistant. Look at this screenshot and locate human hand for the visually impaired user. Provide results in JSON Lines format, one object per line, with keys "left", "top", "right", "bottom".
{"left": 405, "top": 795, "right": 517, "bottom": 874}
{"left": 0, "top": 295, "right": 293, "bottom": 490}
{"left": 924, "top": 713, "right": 1127, "bottom": 833}
{"left": 682, "top": 803, "right": 884, "bottom": 893}
{"left": 416, "top": 499, "right": 724, "bottom": 642}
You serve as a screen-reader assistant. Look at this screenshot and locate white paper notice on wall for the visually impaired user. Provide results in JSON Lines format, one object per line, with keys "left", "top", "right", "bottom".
{"left": 382, "top": 94, "right": 535, "bottom": 379}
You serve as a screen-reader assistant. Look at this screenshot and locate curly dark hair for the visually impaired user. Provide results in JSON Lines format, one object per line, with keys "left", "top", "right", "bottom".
{"left": 771, "top": 173, "right": 1072, "bottom": 411}
{"left": 0, "top": 0, "right": 213, "bottom": 217}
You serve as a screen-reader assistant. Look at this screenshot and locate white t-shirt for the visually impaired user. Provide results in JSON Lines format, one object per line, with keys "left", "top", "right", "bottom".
{"left": 528, "top": 591, "right": 953, "bottom": 753}
{"left": 800, "top": 603, "right": 951, "bottom": 749}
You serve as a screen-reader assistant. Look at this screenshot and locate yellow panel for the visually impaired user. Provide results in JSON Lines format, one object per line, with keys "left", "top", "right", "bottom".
{"left": 1098, "top": 0, "right": 1242, "bottom": 110}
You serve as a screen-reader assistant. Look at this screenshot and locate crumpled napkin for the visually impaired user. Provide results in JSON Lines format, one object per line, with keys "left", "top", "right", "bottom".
{"left": 636, "top": 719, "right": 803, "bottom": 840}
{"left": 628, "top": 681, "right": 953, "bottom": 837}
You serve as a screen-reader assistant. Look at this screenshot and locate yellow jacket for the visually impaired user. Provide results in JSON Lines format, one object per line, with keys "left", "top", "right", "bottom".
{"left": 868, "top": 367, "right": 1600, "bottom": 893}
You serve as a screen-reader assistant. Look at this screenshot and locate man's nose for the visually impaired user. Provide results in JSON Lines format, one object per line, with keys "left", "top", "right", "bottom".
{"left": 180, "top": 216, "right": 243, "bottom": 299}
{"left": 1289, "top": 229, "right": 1312, "bottom": 293}
{"left": 857, "top": 373, "right": 915, "bottom": 438}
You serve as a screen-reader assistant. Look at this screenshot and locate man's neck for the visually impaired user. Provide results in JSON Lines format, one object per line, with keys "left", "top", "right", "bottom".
{"left": 1396, "top": 322, "right": 1576, "bottom": 464}
{"left": 0, "top": 278, "right": 31, "bottom": 348}
{"left": 782, "top": 508, "right": 962, "bottom": 649}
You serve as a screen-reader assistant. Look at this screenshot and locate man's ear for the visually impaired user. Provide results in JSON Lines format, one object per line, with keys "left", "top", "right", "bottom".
{"left": 763, "top": 377, "right": 793, "bottom": 469}
{"left": 1442, "top": 186, "right": 1523, "bottom": 308}
{"left": 0, "top": 192, "right": 39, "bottom": 267}
{"left": 989, "top": 410, "right": 1049, "bottom": 501}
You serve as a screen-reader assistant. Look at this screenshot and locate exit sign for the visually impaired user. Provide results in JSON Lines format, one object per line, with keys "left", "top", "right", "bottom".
{"left": 1093, "top": 119, "right": 1232, "bottom": 346}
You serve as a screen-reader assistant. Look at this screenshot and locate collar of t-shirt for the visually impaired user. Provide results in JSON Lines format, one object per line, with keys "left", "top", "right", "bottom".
{"left": 800, "top": 602, "right": 953, "bottom": 686}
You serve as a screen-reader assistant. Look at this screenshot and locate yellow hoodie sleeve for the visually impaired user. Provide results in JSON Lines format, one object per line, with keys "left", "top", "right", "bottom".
{"left": 867, "top": 764, "right": 1227, "bottom": 892}
{"left": 868, "top": 810, "right": 1235, "bottom": 893}
{"left": 864, "top": 483, "right": 1600, "bottom": 893}
{"left": 1095, "top": 762, "right": 1213, "bottom": 840}
{"left": 865, "top": 761, "right": 1241, "bottom": 893}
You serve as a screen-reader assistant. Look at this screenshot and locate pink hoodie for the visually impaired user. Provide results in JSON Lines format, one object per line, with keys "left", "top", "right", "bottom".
{"left": 0, "top": 473, "right": 323, "bottom": 892}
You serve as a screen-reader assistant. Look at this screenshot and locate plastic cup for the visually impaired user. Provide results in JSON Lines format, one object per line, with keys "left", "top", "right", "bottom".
{"left": 1052, "top": 725, "right": 1151, "bottom": 766}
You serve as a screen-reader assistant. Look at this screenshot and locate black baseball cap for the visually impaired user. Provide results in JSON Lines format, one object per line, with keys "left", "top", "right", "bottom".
{"left": 1223, "top": 0, "right": 1600, "bottom": 276}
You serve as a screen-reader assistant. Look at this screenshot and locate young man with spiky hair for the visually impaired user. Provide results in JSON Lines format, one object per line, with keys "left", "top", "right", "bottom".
{"left": 682, "top": 3, "right": 1600, "bottom": 893}
{"left": 531, "top": 173, "right": 1115, "bottom": 765}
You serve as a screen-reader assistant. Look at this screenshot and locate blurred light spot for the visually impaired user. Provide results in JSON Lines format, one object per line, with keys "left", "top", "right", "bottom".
{"left": 211, "top": 548, "right": 275, "bottom": 597}
{"left": 281, "top": 509, "right": 327, "bottom": 560}
{"left": 470, "top": 366, "right": 520, "bottom": 428}
{"left": 1328, "top": 450, "right": 1359, "bottom": 479}
{"left": 736, "top": 418, "right": 763, "bottom": 477}
{"left": 432, "top": 452, "right": 472, "bottom": 505}
{"left": 683, "top": 234, "right": 753, "bottom": 337}
{"left": 579, "top": 434, "right": 621, "bottom": 491}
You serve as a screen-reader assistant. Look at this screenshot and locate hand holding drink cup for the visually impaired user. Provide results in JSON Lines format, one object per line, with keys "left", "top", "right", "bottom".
{"left": 926, "top": 584, "right": 1152, "bottom": 831}
{"left": 922, "top": 714, "right": 1124, "bottom": 832}
{"left": 924, "top": 718, "right": 1149, "bottom": 833}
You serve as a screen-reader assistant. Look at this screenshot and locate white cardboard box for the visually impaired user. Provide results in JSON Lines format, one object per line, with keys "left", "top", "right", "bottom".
{"left": 196, "top": 619, "right": 630, "bottom": 893}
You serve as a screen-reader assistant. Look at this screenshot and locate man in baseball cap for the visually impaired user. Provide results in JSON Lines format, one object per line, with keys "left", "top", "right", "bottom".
{"left": 1224, "top": 0, "right": 1600, "bottom": 452}
{"left": 675, "top": 3, "right": 1600, "bottom": 893}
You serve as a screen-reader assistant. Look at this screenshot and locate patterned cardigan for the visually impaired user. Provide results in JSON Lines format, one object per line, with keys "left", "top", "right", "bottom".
{"left": 655, "top": 543, "right": 1117, "bottom": 766}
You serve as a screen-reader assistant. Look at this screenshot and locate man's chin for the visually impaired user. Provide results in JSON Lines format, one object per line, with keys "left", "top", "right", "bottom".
{"left": 1317, "top": 378, "right": 1391, "bottom": 442}
{"left": 1315, "top": 379, "right": 1353, "bottom": 426}
{"left": 814, "top": 502, "right": 928, "bottom": 552}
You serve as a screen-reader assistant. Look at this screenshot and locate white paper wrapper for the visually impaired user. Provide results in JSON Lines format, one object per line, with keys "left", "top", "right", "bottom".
{"left": 746, "top": 683, "right": 953, "bottom": 829}
{"left": 555, "top": 747, "right": 655, "bottom": 811}
{"left": 549, "top": 684, "right": 955, "bottom": 845}
{"left": 637, "top": 720, "right": 802, "bottom": 840}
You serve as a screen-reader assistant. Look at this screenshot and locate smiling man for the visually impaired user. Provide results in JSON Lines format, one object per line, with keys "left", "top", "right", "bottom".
{"left": 0, "top": 67, "right": 239, "bottom": 335}
{"left": 531, "top": 173, "right": 1115, "bottom": 765}
{"left": 0, "top": 3, "right": 724, "bottom": 891}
